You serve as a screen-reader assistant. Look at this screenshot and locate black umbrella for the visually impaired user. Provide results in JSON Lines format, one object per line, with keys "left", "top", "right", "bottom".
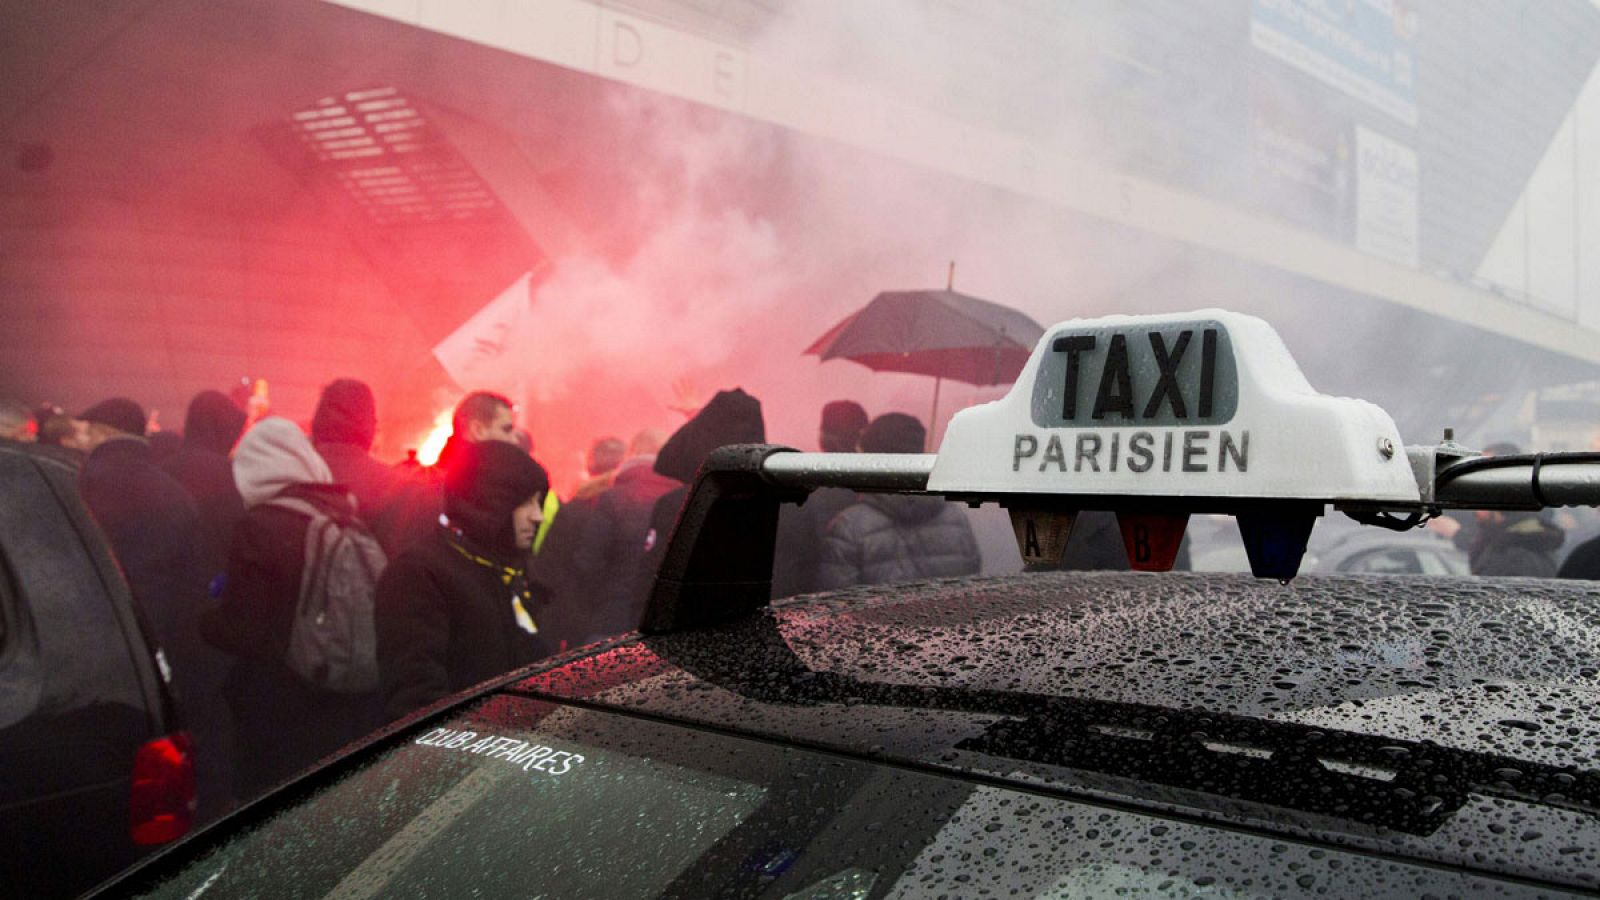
{"left": 806, "top": 285, "right": 1045, "bottom": 445}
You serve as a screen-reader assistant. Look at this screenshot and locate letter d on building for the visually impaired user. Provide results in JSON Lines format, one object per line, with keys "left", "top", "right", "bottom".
{"left": 612, "top": 21, "right": 642, "bottom": 67}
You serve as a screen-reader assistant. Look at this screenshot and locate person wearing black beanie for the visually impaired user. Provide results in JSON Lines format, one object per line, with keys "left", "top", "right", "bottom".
{"left": 163, "top": 391, "right": 248, "bottom": 523}
{"left": 376, "top": 440, "right": 552, "bottom": 720}
{"left": 310, "top": 378, "right": 377, "bottom": 451}
{"left": 310, "top": 378, "right": 431, "bottom": 557}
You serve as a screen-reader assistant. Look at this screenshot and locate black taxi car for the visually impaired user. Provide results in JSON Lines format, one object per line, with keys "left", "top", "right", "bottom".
{"left": 0, "top": 440, "right": 194, "bottom": 899}
{"left": 101, "top": 311, "right": 1600, "bottom": 897}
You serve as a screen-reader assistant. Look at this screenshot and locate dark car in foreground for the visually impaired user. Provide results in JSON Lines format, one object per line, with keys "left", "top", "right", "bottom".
{"left": 0, "top": 441, "right": 193, "bottom": 899}
{"left": 91, "top": 309, "right": 1600, "bottom": 896}
{"left": 104, "top": 570, "right": 1599, "bottom": 897}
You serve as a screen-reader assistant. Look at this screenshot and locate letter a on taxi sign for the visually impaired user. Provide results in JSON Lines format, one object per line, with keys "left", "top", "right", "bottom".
{"left": 1008, "top": 508, "right": 1077, "bottom": 568}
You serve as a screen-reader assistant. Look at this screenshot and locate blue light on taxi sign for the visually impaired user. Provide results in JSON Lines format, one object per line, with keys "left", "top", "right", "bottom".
{"left": 1238, "top": 507, "right": 1320, "bottom": 581}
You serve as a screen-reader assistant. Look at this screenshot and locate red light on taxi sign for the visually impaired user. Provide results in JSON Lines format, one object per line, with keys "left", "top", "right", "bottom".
{"left": 1117, "top": 512, "right": 1189, "bottom": 571}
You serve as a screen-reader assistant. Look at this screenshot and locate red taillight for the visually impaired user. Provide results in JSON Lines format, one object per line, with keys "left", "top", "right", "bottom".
{"left": 130, "top": 732, "right": 195, "bottom": 845}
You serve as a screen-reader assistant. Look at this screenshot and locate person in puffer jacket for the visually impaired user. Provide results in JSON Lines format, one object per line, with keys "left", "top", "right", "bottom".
{"left": 818, "top": 413, "right": 981, "bottom": 589}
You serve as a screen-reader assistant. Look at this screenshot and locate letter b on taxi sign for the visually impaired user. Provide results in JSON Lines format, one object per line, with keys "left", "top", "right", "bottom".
{"left": 1116, "top": 513, "right": 1189, "bottom": 572}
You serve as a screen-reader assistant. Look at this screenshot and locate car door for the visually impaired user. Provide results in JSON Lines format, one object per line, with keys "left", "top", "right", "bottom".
{"left": 0, "top": 446, "right": 173, "bottom": 898}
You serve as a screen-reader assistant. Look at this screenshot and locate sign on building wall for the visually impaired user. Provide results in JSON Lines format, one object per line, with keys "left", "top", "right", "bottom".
{"left": 1355, "top": 124, "right": 1419, "bottom": 267}
{"left": 1248, "top": 77, "right": 1354, "bottom": 240}
{"left": 1251, "top": 0, "right": 1418, "bottom": 126}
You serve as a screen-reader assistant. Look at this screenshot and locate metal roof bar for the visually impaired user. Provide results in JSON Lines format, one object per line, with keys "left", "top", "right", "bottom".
{"left": 1430, "top": 452, "right": 1600, "bottom": 510}
{"left": 761, "top": 452, "right": 934, "bottom": 492}
{"left": 641, "top": 444, "right": 1600, "bottom": 634}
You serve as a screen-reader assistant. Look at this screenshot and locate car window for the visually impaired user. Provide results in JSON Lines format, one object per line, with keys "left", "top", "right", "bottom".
{"left": 0, "top": 550, "right": 23, "bottom": 730}
{"left": 1340, "top": 548, "right": 1423, "bottom": 574}
{"left": 0, "top": 458, "right": 48, "bottom": 730}
{"left": 0, "top": 551, "right": 10, "bottom": 650}
{"left": 0, "top": 453, "right": 147, "bottom": 714}
{"left": 125, "top": 693, "right": 1546, "bottom": 899}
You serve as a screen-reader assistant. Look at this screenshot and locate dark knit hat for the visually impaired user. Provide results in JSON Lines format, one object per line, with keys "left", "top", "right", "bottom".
{"left": 820, "top": 399, "right": 868, "bottom": 450}
{"left": 311, "top": 378, "right": 378, "bottom": 451}
{"left": 79, "top": 397, "right": 146, "bottom": 437}
{"left": 821, "top": 400, "right": 868, "bottom": 437}
{"left": 183, "top": 390, "right": 247, "bottom": 455}
{"left": 654, "top": 388, "right": 766, "bottom": 483}
{"left": 859, "top": 412, "right": 925, "bottom": 454}
{"left": 445, "top": 440, "right": 550, "bottom": 559}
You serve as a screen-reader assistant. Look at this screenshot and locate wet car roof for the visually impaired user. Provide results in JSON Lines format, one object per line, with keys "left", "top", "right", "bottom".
{"left": 515, "top": 571, "right": 1600, "bottom": 890}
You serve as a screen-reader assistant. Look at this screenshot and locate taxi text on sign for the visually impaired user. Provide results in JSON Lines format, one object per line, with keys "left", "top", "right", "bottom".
{"left": 926, "top": 310, "right": 1420, "bottom": 504}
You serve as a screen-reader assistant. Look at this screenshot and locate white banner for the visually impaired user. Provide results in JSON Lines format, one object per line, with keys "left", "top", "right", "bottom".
{"left": 432, "top": 272, "right": 534, "bottom": 393}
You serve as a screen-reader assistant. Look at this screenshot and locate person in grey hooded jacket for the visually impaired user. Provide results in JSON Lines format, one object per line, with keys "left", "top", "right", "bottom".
{"left": 202, "top": 418, "right": 383, "bottom": 802}
{"left": 818, "top": 414, "right": 981, "bottom": 589}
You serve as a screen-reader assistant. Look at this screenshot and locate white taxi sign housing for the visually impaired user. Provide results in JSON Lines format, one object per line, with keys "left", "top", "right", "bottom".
{"left": 927, "top": 310, "right": 1421, "bottom": 504}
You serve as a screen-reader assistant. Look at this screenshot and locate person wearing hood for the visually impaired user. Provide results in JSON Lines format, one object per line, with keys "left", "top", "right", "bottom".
{"left": 201, "top": 417, "right": 383, "bottom": 801}
{"left": 818, "top": 413, "right": 980, "bottom": 590}
{"left": 629, "top": 390, "right": 766, "bottom": 628}
{"left": 311, "top": 378, "right": 432, "bottom": 557}
{"left": 377, "top": 440, "right": 551, "bottom": 720}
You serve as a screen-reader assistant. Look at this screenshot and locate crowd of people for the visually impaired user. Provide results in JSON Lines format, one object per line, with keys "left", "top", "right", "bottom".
{"left": 0, "top": 382, "right": 982, "bottom": 823}
{"left": 9, "top": 380, "right": 1600, "bottom": 824}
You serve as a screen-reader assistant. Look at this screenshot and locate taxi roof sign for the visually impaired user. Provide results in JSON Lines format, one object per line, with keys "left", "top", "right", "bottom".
{"left": 927, "top": 310, "right": 1421, "bottom": 505}
{"left": 641, "top": 309, "right": 1600, "bottom": 630}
